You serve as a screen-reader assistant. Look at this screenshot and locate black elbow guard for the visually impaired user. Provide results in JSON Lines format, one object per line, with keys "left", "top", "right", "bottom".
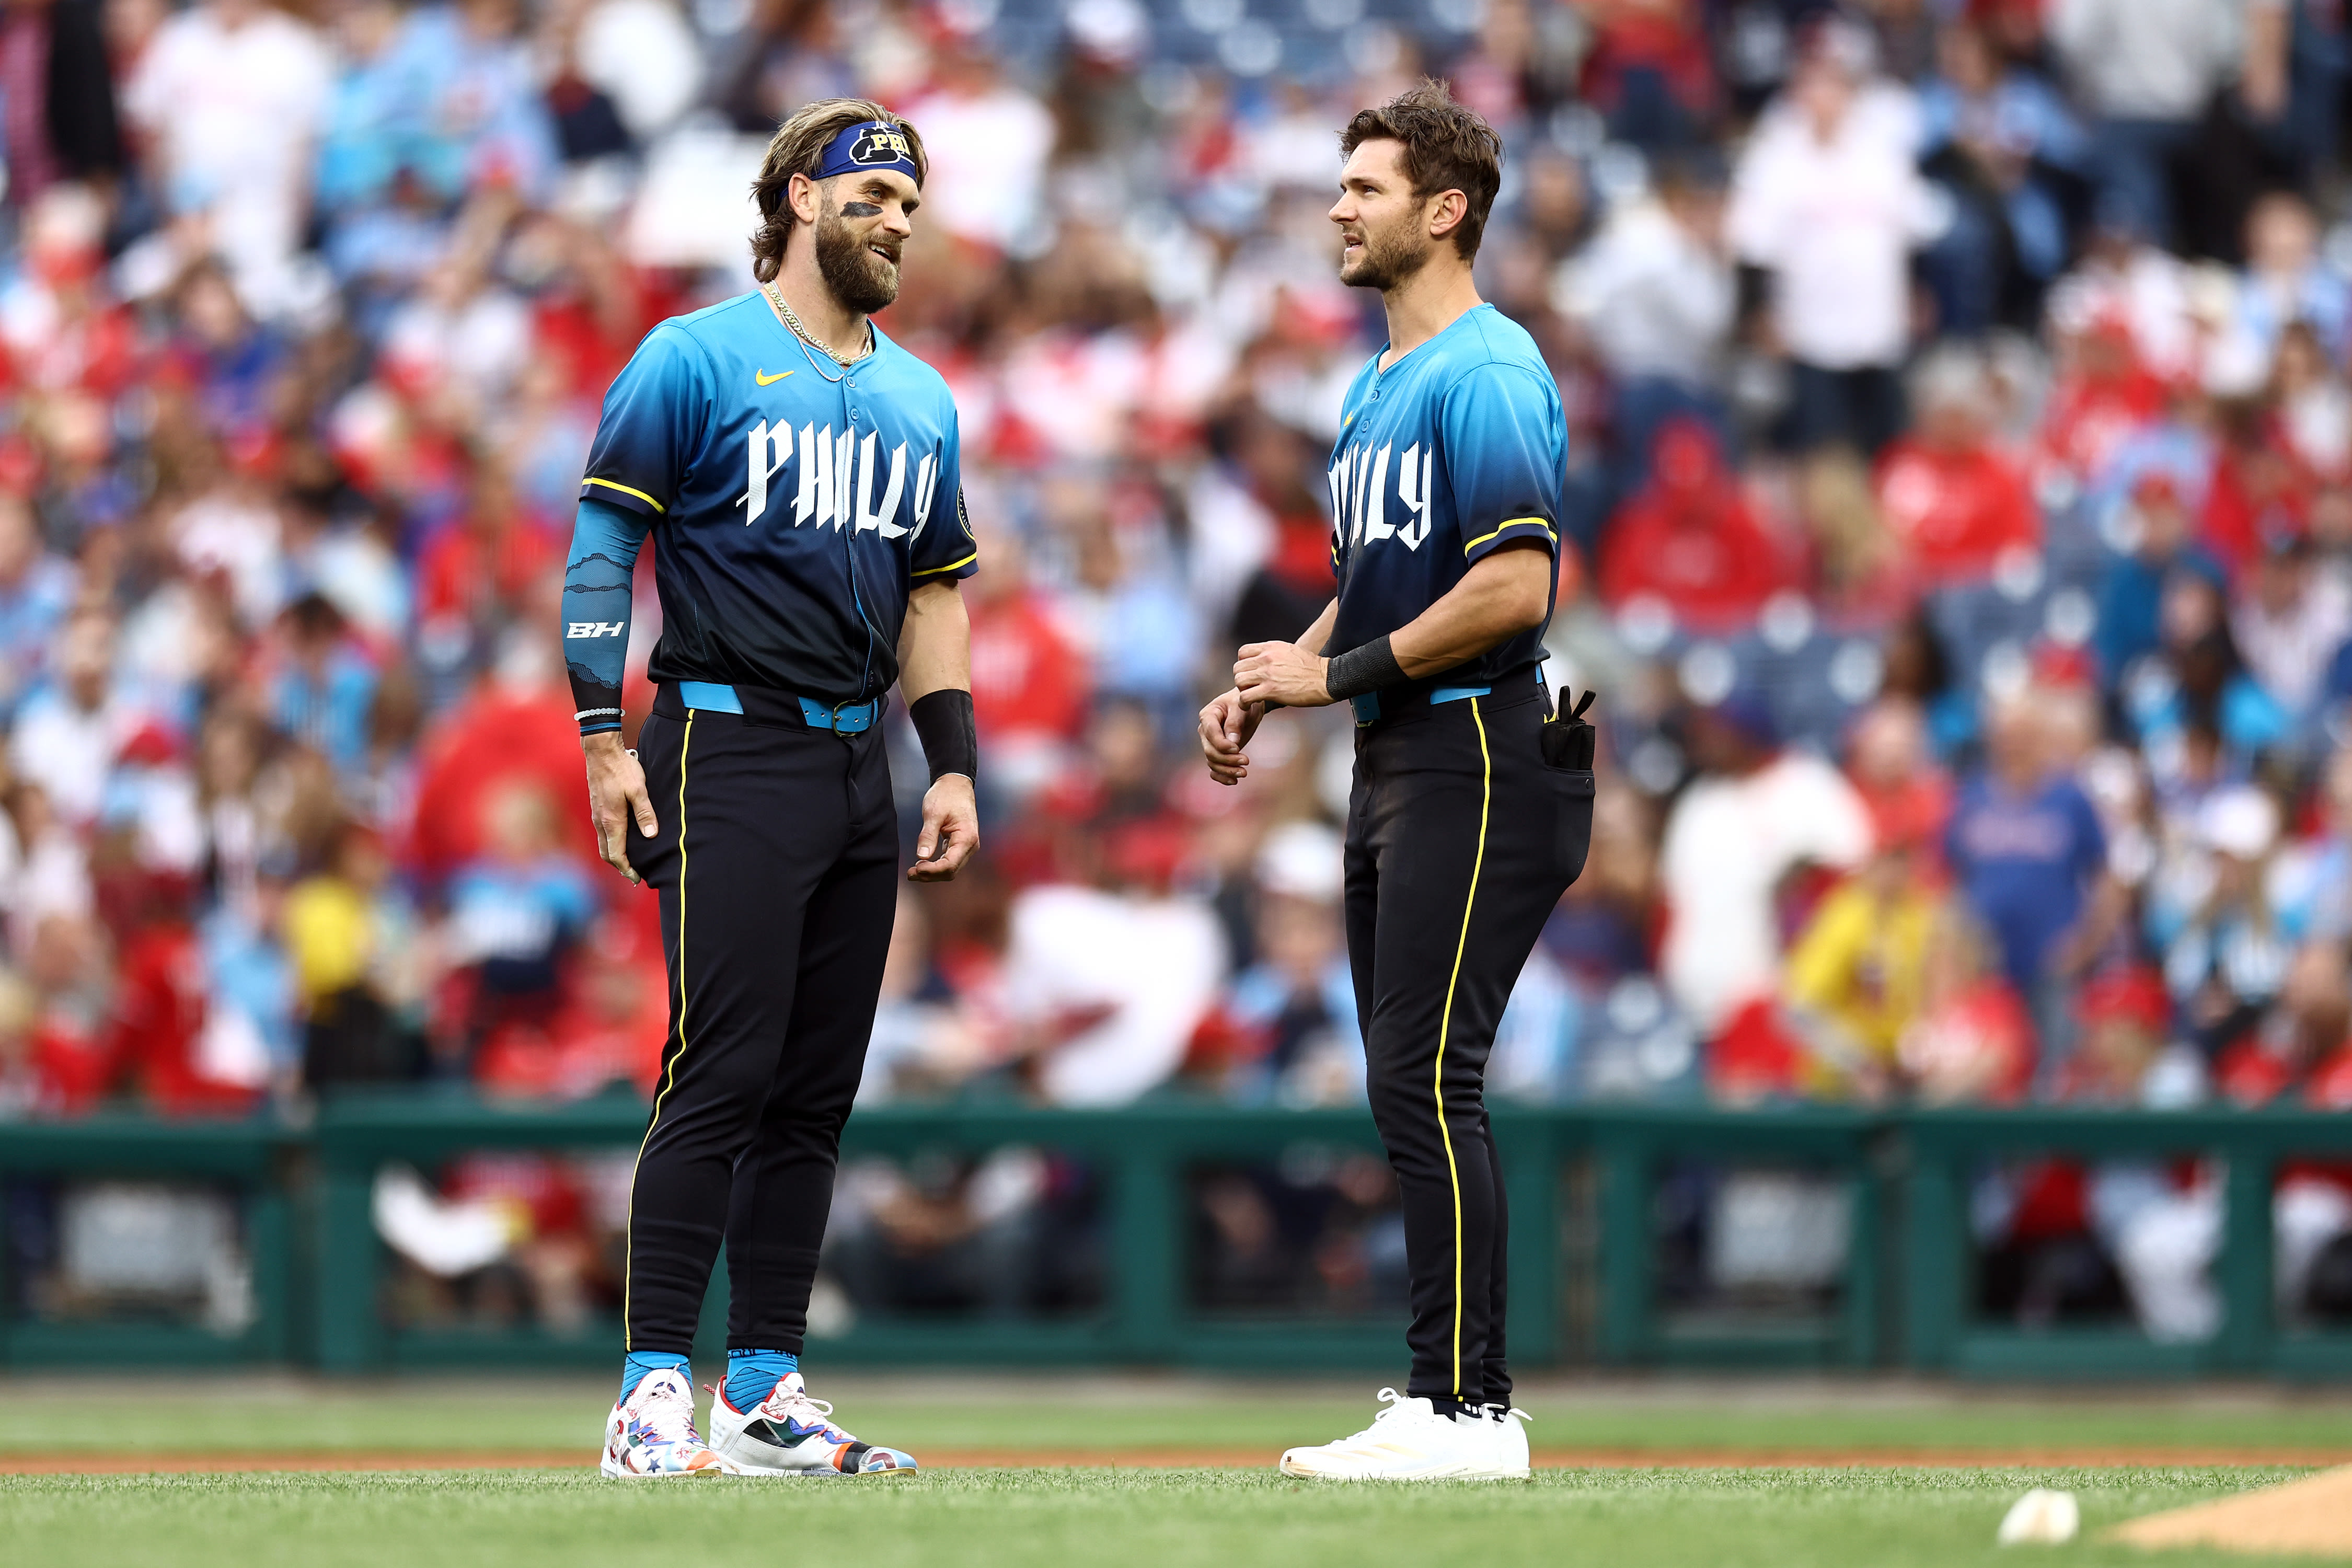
{"left": 909, "top": 688, "right": 978, "bottom": 782}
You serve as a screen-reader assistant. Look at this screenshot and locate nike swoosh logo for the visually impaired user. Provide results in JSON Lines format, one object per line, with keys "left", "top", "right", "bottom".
{"left": 755, "top": 370, "right": 792, "bottom": 386}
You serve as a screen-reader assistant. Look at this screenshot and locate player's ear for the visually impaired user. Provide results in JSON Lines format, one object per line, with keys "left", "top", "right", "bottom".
{"left": 787, "top": 171, "right": 824, "bottom": 228}
{"left": 1426, "top": 188, "right": 1468, "bottom": 245}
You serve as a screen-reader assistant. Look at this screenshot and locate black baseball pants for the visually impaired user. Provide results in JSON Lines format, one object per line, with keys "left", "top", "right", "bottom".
{"left": 1342, "top": 672, "right": 1593, "bottom": 1411}
{"left": 621, "top": 684, "right": 899, "bottom": 1356}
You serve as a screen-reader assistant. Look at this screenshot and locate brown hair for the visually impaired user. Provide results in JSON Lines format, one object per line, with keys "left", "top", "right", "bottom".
{"left": 1336, "top": 78, "right": 1504, "bottom": 262}
{"left": 748, "top": 97, "right": 929, "bottom": 283}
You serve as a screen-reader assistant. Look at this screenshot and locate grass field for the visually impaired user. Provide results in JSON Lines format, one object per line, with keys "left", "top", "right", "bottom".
{"left": 6, "top": 1377, "right": 2351, "bottom": 1568}
{"left": 4, "top": 1467, "right": 2333, "bottom": 1568}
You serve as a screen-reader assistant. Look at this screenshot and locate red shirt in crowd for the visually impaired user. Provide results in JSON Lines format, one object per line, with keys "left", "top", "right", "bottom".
{"left": 416, "top": 513, "right": 561, "bottom": 628}
{"left": 1578, "top": 0, "right": 1715, "bottom": 124}
{"left": 2037, "top": 352, "right": 2168, "bottom": 488}
{"left": 532, "top": 267, "right": 692, "bottom": 398}
{"left": 6, "top": 1010, "right": 112, "bottom": 1115}
{"left": 1599, "top": 420, "right": 1792, "bottom": 630}
{"left": 2201, "top": 425, "right": 2312, "bottom": 576}
{"left": 969, "top": 589, "right": 1087, "bottom": 744}
{"left": 472, "top": 900, "right": 668, "bottom": 1099}
{"left": 407, "top": 681, "right": 604, "bottom": 883}
{"left": 1874, "top": 439, "right": 2039, "bottom": 586}
{"left": 109, "top": 924, "right": 260, "bottom": 1116}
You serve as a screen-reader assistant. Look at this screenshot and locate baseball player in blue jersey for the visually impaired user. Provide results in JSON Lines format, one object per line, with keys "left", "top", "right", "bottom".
{"left": 1199, "top": 82, "right": 1596, "bottom": 1481}
{"left": 563, "top": 98, "right": 978, "bottom": 1479}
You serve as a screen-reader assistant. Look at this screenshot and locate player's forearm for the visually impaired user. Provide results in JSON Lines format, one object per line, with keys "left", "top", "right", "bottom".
{"left": 898, "top": 579, "right": 977, "bottom": 786}
{"left": 896, "top": 580, "right": 971, "bottom": 702}
{"left": 1302, "top": 598, "right": 1340, "bottom": 657}
{"left": 1388, "top": 542, "right": 1552, "bottom": 679}
{"left": 562, "top": 498, "right": 650, "bottom": 736}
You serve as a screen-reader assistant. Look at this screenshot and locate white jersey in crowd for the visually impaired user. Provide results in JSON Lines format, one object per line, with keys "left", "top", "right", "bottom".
{"left": 1556, "top": 197, "right": 1736, "bottom": 388}
{"left": 122, "top": 3, "right": 333, "bottom": 281}
{"left": 1658, "top": 750, "right": 1875, "bottom": 1033}
{"left": 1001, "top": 884, "right": 1226, "bottom": 1107}
{"left": 1726, "top": 83, "right": 1943, "bottom": 372}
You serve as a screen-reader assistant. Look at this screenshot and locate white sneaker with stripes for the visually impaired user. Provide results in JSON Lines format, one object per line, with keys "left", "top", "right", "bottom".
{"left": 1277, "top": 1389, "right": 1521, "bottom": 1480}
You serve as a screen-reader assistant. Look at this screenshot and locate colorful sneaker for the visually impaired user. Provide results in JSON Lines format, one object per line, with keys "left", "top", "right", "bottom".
{"left": 1278, "top": 1388, "right": 1515, "bottom": 1480}
{"left": 707, "top": 1371, "right": 917, "bottom": 1477}
{"left": 601, "top": 1366, "right": 738, "bottom": 1478}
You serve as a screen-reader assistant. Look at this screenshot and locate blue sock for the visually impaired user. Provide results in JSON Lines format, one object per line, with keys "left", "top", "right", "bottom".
{"left": 724, "top": 1348, "right": 799, "bottom": 1410}
{"left": 621, "top": 1351, "right": 691, "bottom": 1404}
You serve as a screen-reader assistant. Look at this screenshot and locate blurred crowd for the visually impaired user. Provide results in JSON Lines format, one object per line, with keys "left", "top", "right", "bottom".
{"left": 7, "top": 0, "right": 2352, "bottom": 1328}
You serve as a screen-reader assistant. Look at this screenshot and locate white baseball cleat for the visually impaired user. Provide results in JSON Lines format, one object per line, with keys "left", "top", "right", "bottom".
{"left": 1277, "top": 1389, "right": 1525, "bottom": 1480}
{"left": 706, "top": 1371, "right": 918, "bottom": 1477}
{"left": 1479, "top": 1403, "right": 1534, "bottom": 1479}
{"left": 601, "top": 1367, "right": 739, "bottom": 1478}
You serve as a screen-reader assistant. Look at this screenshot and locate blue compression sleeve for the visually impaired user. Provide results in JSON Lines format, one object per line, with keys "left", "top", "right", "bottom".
{"left": 562, "top": 497, "right": 650, "bottom": 735}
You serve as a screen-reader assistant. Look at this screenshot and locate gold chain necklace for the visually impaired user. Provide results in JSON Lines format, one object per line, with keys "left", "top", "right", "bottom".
{"left": 762, "top": 280, "right": 870, "bottom": 366}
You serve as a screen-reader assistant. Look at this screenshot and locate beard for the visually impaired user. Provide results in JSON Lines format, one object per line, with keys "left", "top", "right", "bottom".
{"left": 815, "top": 205, "right": 902, "bottom": 316}
{"left": 1337, "top": 220, "right": 1432, "bottom": 291}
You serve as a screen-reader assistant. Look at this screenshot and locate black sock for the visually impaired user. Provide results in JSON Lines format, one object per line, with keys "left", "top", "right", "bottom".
{"left": 1427, "top": 1397, "right": 1477, "bottom": 1420}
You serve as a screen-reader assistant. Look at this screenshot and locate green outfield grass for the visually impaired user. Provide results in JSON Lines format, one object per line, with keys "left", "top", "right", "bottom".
{"left": 7, "top": 1379, "right": 2349, "bottom": 1567}
{"left": 0, "top": 1466, "right": 2330, "bottom": 1568}
{"left": 7, "top": 1375, "right": 2352, "bottom": 1457}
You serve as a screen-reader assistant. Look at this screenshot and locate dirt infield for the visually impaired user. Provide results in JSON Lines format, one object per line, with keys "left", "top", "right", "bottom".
{"left": 2111, "top": 1465, "right": 2352, "bottom": 1557}
{"left": 8, "top": 1446, "right": 2351, "bottom": 1475}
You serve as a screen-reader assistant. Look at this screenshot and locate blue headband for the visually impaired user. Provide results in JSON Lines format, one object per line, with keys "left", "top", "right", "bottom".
{"left": 811, "top": 120, "right": 921, "bottom": 185}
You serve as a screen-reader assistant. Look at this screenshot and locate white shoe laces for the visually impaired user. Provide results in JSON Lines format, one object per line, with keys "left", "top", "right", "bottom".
{"left": 626, "top": 1372, "right": 704, "bottom": 1447}
{"left": 755, "top": 1377, "right": 850, "bottom": 1442}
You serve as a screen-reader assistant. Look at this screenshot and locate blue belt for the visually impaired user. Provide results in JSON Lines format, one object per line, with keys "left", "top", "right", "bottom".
{"left": 1350, "top": 685, "right": 1489, "bottom": 726}
{"left": 675, "top": 681, "right": 878, "bottom": 733}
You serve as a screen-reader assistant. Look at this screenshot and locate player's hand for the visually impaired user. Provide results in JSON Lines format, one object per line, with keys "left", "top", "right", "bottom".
{"left": 909, "top": 773, "right": 978, "bottom": 882}
{"left": 582, "top": 731, "right": 658, "bottom": 884}
{"left": 1233, "top": 640, "right": 1334, "bottom": 709}
{"left": 1197, "top": 688, "right": 1266, "bottom": 786}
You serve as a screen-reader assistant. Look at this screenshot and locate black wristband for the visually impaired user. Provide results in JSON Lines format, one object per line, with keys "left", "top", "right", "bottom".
{"left": 909, "top": 688, "right": 977, "bottom": 782}
{"left": 1324, "top": 635, "right": 1404, "bottom": 702}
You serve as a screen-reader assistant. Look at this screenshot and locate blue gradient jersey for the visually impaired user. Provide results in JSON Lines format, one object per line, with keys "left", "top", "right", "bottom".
{"left": 1325, "top": 304, "right": 1564, "bottom": 688}
{"left": 561, "top": 292, "right": 977, "bottom": 733}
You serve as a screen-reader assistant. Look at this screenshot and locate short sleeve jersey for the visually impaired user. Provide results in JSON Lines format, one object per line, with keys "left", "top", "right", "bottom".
{"left": 578, "top": 293, "right": 977, "bottom": 705}
{"left": 1327, "top": 304, "right": 1565, "bottom": 688}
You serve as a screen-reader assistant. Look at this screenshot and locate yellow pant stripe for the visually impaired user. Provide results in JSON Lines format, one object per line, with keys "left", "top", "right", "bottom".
{"left": 1433, "top": 695, "right": 1493, "bottom": 1396}
{"left": 622, "top": 711, "right": 694, "bottom": 1350}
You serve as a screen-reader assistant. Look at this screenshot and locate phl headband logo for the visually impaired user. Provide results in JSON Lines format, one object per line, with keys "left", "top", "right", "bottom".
{"left": 849, "top": 125, "right": 912, "bottom": 166}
